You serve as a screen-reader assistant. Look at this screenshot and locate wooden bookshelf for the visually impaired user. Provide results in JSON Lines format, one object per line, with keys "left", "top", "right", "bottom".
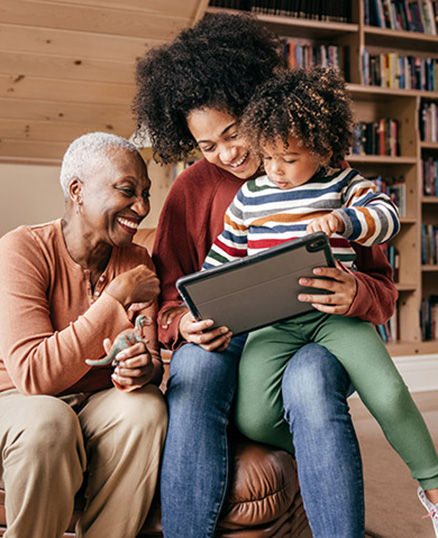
{"left": 139, "top": 2, "right": 438, "bottom": 356}
{"left": 201, "top": 1, "right": 438, "bottom": 355}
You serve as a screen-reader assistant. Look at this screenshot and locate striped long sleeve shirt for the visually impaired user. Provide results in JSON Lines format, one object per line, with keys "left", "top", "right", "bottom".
{"left": 203, "top": 167, "right": 400, "bottom": 269}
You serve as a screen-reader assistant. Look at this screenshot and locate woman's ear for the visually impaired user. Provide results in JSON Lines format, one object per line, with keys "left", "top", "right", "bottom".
{"left": 68, "top": 178, "right": 83, "bottom": 214}
{"left": 68, "top": 177, "right": 82, "bottom": 204}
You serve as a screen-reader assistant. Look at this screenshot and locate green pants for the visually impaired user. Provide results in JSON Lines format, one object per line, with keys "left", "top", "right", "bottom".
{"left": 235, "top": 310, "right": 438, "bottom": 490}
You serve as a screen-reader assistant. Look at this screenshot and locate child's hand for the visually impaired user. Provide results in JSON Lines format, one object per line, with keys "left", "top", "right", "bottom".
{"left": 306, "top": 213, "right": 345, "bottom": 237}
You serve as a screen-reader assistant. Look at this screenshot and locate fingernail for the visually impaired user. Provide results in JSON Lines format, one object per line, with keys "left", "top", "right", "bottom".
{"left": 298, "top": 294, "right": 307, "bottom": 301}
{"left": 299, "top": 278, "right": 309, "bottom": 285}
{"left": 313, "top": 268, "right": 322, "bottom": 274}
{"left": 221, "top": 327, "right": 229, "bottom": 334}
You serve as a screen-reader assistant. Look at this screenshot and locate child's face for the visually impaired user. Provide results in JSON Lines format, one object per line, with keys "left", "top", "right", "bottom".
{"left": 262, "top": 135, "right": 322, "bottom": 190}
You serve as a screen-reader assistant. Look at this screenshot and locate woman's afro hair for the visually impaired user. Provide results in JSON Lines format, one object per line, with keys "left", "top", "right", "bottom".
{"left": 133, "top": 12, "right": 283, "bottom": 163}
{"left": 240, "top": 67, "right": 356, "bottom": 165}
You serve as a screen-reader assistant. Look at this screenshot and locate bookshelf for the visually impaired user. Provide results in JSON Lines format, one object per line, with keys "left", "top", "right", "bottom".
{"left": 200, "top": 1, "right": 438, "bottom": 357}
{"left": 138, "top": 1, "right": 438, "bottom": 359}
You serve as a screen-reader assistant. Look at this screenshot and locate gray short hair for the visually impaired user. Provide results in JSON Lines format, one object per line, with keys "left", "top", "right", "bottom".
{"left": 59, "top": 132, "right": 142, "bottom": 197}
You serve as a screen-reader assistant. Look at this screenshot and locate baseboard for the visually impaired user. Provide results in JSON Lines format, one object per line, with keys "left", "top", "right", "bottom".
{"left": 350, "top": 353, "right": 438, "bottom": 398}
{"left": 393, "top": 354, "right": 438, "bottom": 392}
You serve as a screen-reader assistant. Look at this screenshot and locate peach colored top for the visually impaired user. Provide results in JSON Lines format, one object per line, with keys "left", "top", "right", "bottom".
{"left": 0, "top": 219, "right": 158, "bottom": 396}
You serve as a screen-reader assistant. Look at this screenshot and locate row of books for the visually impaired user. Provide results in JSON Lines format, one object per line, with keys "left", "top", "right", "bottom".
{"left": 420, "top": 295, "right": 438, "bottom": 340}
{"left": 423, "top": 156, "right": 438, "bottom": 196}
{"left": 207, "top": 0, "right": 352, "bottom": 22}
{"left": 421, "top": 223, "right": 438, "bottom": 265}
{"left": 381, "top": 243, "right": 401, "bottom": 281}
{"left": 281, "top": 41, "right": 350, "bottom": 78}
{"left": 363, "top": 50, "right": 438, "bottom": 92}
{"left": 420, "top": 101, "right": 438, "bottom": 142}
{"left": 365, "top": 0, "right": 438, "bottom": 34}
{"left": 351, "top": 118, "right": 400, "bottom": 157}
{"left": 377, "top": 306, "right": 399, "bottom": 342}
{"left": 372, "top": 175, "right": 407, "bottom": 216}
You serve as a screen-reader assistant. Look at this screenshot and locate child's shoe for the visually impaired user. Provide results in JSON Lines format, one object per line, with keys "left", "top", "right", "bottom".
{"left": 418, "top": 486, "right": 438, "bottom": 537}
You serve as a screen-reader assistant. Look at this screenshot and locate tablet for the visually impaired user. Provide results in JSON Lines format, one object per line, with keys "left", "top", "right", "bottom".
{"left": 176, "top": 232, "right": 336, "bottom": 335}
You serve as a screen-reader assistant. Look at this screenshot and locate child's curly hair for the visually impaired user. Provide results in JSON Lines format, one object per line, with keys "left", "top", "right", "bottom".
{"left": 239, "top": 67, "right": 356, "bottom": 165}
{"left": 133, "top": 13, "right": 282, "bottom": 164}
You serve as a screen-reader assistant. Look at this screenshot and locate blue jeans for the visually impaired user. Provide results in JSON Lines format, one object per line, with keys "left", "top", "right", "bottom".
{"left": 282, "top": 343, "right": 364, "bottom": 538}
{"left": 160, "top": 335, "right": 247, "bottom": 538}
{"left": 160, "top": 339, "right": 364, "bottom": 538}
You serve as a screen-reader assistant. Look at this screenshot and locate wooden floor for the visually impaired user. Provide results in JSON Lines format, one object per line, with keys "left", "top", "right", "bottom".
{"left": 350, "top": 389, "right": 438, "bottom": 538}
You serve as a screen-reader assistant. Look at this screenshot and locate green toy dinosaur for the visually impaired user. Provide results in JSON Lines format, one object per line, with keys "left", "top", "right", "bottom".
{"left": 85, "top": 315, "right": 148, "bottom": 367}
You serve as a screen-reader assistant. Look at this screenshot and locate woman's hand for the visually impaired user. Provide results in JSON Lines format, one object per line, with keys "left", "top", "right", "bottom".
{"left": 105, "top": 337, "right": 154, "bottom": 390}
{"left": 297, "top": 261, "right": 357, "bottom": 315}
{"left": 160, "top": 305, "right": 189, "bottom": 329}
{"left": 106, "top": 265, "right": 160, "bottom": 310}
{"left": 179, "top": 311, "right": 232, "bottom": 352}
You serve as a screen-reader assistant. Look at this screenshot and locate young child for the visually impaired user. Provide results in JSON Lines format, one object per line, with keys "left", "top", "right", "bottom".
{"left": 203, "top": 67, "right": 438, "bottom": 534}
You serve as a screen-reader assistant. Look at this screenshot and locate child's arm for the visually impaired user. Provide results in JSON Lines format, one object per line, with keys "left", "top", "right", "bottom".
{"left": 202, "top": 193, "right": 249, "bottom": 269}
{"left": 307, "top": 171, "right": 400, "bottom": 246}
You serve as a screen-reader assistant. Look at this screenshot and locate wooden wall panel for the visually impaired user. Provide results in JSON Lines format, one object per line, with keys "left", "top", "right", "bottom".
{"left": 0, "top": 74, "right": 135, "bottom": 105}
{"left": 0, "top": 24, "right": 157, "bottom": 61}
{"left": 0, "top": 0, "right": 209, "bottom": 163}
{"left": 0, "top": 52, "right": 137, "bottom": 83}
{"left": 40, "top": 0, "right": 206, "bottom": 19}
{"left": 0, "top": 118, "right": 134, "bottom": 142}
{"left": 2, "top": 0, "right": 190, "bottom": 40}
{"left": 0, "top": 139, "right": 70, "bottom": 163}
{"left": 0, "top": 98, "right": 134, "bottom": 128}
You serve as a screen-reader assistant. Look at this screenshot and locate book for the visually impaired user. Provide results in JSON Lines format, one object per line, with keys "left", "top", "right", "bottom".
{"left": 421, "top": 295, "right": 438, "bottom": 340}
{"left": 352, "top": 119, "right": 400, "bottom": 156}
{"left": 422, "top": 156, "right": 438, "bottom": 195}
{"left": 363, "top": 51, "right": 438, "bottom": 91}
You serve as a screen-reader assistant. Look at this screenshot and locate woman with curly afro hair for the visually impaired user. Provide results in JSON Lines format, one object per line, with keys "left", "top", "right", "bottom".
{"left": 133, "top": 13, "right": 399, "bottom": 538}
{"left": 205, "top": 67, "right": 438, "bottom": 533}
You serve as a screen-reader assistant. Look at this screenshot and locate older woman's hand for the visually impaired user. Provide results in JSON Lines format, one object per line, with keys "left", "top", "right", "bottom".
{"left": 179, "top": 311, "right": 232, "bottom": 352}
{"left": 297, "top": 261, "right": 357, "bottom": 315}
{"left": 105, "top": 337, "right": 154, "bottom": 390}
{"left": 106, "top": 265, "right": 160, "bottom": 310}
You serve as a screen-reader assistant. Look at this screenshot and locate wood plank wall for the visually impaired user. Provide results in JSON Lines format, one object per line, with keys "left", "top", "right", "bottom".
{"left": 0, "top": 0, "right": 209, "bottom": 164}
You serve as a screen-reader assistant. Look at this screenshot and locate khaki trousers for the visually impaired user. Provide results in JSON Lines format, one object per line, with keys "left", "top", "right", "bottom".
{"left": 0, "top": 385, "right": 167, "bottom": 538}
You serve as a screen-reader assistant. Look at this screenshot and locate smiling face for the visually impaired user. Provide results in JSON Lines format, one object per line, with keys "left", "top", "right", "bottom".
{"left": 186, "top": 108, "right": 260, "bottom": 179}
{"left": 262, "top": 135, "right": 325, "bottom": 190}
{"left": 73, "top": 147, "right": 151, "bottom": 248}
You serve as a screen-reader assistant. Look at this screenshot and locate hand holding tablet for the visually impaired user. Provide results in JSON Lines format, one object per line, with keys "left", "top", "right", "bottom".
{"left": 176, "top": 232, "right": 335, "bottom": 335}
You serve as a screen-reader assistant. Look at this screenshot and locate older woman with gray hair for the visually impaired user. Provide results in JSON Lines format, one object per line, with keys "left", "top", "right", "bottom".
{"left": 0, "top": 132, "right": 167, "bottom": 538}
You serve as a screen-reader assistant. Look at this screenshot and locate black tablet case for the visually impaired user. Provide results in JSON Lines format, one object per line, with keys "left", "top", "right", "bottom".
{"left": 176, "top": 232, "right": 336, "bottom": 335}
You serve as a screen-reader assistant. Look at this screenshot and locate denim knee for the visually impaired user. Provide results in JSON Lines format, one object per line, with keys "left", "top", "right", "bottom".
{"left": 282, "top": 344, "right": 351, "bottom": 429}
{"left": 168, "top": 344, "right": 234, "bottom": 390}
{"left": 166, "top": 340, "right": 243, "bottom": 415}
